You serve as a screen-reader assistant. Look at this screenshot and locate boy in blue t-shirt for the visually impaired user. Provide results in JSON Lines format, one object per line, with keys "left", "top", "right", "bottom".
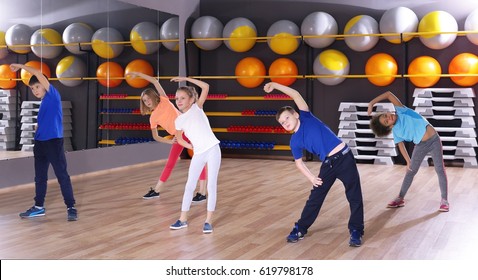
{"left": 10, "top": 63, "right": 78, "bottom": 221}
{"left": 368, "top": 91, "right": 449, "bottom": 212}
{"left": 264, "top": 82, "right": 364, "bottom": 247}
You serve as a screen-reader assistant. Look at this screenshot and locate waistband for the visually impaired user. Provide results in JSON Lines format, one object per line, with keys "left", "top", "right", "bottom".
{"left": 326, "top": 144, "right": 350, "bottom": 159}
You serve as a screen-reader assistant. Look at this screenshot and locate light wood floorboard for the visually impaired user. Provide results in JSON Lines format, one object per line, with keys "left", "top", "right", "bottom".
{"left": 0, "top": 158, "right": 477, "bottom": 260}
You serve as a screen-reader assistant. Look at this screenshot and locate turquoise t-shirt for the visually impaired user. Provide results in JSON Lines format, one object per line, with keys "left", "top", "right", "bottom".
{"left": 35, "top": 84, "right": 63, "bottom": 141}
{"left": 392, "top": 106, "right": 429, "bottom": 144}
{"left": 290, "top": 110, "right": 342, "bottom": 161}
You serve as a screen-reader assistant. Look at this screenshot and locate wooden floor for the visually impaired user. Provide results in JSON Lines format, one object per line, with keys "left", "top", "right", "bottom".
{"left": 0, "top": 157, "right": 477, "bottom": 260}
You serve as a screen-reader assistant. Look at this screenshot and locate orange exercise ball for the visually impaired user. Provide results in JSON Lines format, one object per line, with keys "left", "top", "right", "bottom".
{"left": 124, "top": 59, "right": 154, "bottom": 88}
{"left": 448, "top": 53, "right": 478, "bottom": 87}
{"left": 408, "top": 56, "right": 441, "bottom": 88}
{"left": 97, "top": 61, "right": 124, "bottom": 88}
{"left": 235, "top": 57, "right": 266, "bottom": 88}
{"left": 0, "top": 64, "right": 17, "bottom": 89}
{"left": 268, "top": 58, "right": 298, "bottom": 86}
{"left": 365, "top": 53, "right": 398, "bottom": 86}
{"left": 20, "top": 61, "right": 51, "bottom": 86}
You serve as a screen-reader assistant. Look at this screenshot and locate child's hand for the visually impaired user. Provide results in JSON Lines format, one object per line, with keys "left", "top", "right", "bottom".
{"left": 263, "top": 82, "right": 276, "bottom": 93}
{"left": 367, "top": 104, "right": 374, "bottom": 116}
{"left": 171, "top": 77, "right": 187, "bottom": 83}
{"left": 9, "top": 64, "right": 21, "bottom": 72}
{"left": 311, "top": 176, "right": 323, "bottom": 187}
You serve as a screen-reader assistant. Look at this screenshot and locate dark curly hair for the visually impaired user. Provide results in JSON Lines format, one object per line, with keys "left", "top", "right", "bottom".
{"left": 370, "top": 113, "right": 392, "bottom": 137}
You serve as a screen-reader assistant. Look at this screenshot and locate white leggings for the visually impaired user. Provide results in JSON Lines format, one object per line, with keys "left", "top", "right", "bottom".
{"left": 181, "top": 144, "right": 221, "bottom": 212}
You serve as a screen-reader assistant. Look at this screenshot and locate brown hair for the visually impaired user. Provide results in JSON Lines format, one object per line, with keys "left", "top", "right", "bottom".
{"left": 275, "top": 106, "right": 296, "bottom": 121}
{"left": 139, "top": 88, "right": 161, "bottom": 115}
{"left": 370, "top": 113, "right": 392, "bottom": 137}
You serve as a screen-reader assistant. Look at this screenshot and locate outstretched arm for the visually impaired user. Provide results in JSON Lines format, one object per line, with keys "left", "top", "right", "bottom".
{"left": 171, "top": 77, "right": 209, "bottom": 109}
{"left": 368, "top": 91, "right": 404, "bottom": 115}
{"left": 127, "top": 72, "right": 167, "bottom": 97}
{"left": 10, "top": 63, "right": 50, "bottom": 90}
{"left": 264, "top": 82, "right": 309, "bottom": 112}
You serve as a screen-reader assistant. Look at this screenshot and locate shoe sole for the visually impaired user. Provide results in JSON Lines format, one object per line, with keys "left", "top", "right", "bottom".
{"left": 143, "top": 196, "right": 160, "bottom": 200}
{"left": 203, "top": 230, "right": 213, "bottom": 234}
{"left": 20, "top": 213, "right": 45, "bottom": 218}
{"left": 439, "top": 208, "right": 449, "bottom": 212}
{"left": 170, "top": 225, "right": 188, "bottom": 230}
{"left": 387, "top": 204, "right": 405, "bottom": 208}
{"left": 192, "top": 200, "right": 206, "bottom": 203}
{"left": 349, "top": 242, "right": 362, "bottom": 247}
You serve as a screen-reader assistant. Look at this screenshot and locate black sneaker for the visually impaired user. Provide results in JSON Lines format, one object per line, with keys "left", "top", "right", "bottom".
{"left": 192, "top": 192, "right": 206, "bottom": 203}
{"left": 143, "top": 188, "right": 160, "bottom": 199}
{"left": 19, "top": 206, "right": 45, "bottom": 218}
{"left": 67, "top": 207, "right": 78, "bottom": 221}
{"left": 286, "top": 223, "right": 304, "bottom": 243}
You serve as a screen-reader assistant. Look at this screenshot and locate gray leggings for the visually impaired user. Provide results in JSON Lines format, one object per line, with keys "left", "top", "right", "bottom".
{"left": 399, "top": 134, "right": 448, "bottom": 200}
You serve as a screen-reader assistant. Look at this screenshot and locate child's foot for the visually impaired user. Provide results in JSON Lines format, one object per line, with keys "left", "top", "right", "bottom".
{"left": 143, "top": 188, "right": 160, "bottom": 199}
{"left": 203, "top": 223, "right": 213, "bottom": 234}
{"left": 286, "top": 223, "right": 304, "bottom": 243}
{"left": 349, "top": 229, "right": 363, "bottom": 247}
{"left": 67, "top": 207, "right": 78, "bottom": 221}
{"left": 387, "top": 197, "right": 405, "bottom": 208}
{"left": 170, "top": 220, "right": 188, "bottom": 230}
{"left": 439, "top": 199, "right": 449, "bottom": 212}
{"left": 19, "top": 206, "right": 45, "bottom": 218}
{"left": 192, "top": 192, "right": 206, "bottom": 203}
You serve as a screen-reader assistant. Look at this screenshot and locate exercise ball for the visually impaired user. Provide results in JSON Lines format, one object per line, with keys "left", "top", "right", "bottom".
{"left": 267, "top": 20, "right": 300, "bottom": 55}
{"left": 160, "top": 17, "right": 179, "bottom": 51}
{"left": 130, "top": 22, "right": 160, "bottom": 55}
{"left": 0, "top": 64, "right": 16, "bottom": 89}
{"left": 313, "top": 49, "right": 349, "bottom": 86}
{"left": 56, "top": 55, "right": 87, "bottom": 87}
{"left": 268, "top": 58, "right": 298, "bottom": 86}
{"left": 418, "top": 11, "right": 458, "bottom": 50}
{"left": 235, "top": 57, "right": 266, "bottom": 88}
{"left": 223, "top": 17, "right": 257, "bottom": 52}
{"left": 124, "top": 59, "right": 154, "bottom": 88}
{"left": 379, "top": 7, "right": 418, "bottom": 44}
{"left": 464, "top": 9, "right": 478, "bottom": 46}
{"left": 5, "top": 24, "right": 32, "bottom": 54}
{"left": 62, "top": 22, "right": 94, "bottom": 54}
{"left": 448, "top": 53, "right": 478, "bottom": 87}
{"left": 30, "top": 28, "right": 63, "bottom": 59}
{"left": 97, "top": 61, "right": 124, "bottom": 88}
{"left": 344, "top": 15, "right": 379, "bottom": 52}
{"left": 0, "top": 31, "right": 8, "bottom": 59}
{"left": 91, "top": 27, "right": 124, "bottom": 59}
{"left": 365, "top": 53, "right": 398, "bottom": 86}
{"left": 408, "top": 56, "right": 441, "bottom": 88}
{"left": 21, "top": 61, "right": 51, "bottom": 86}
{"left": 301, "top": 11, "right": 338, "bottom": 48}
{"left": 191, "top": 16, "right": 223, "bottom": 51}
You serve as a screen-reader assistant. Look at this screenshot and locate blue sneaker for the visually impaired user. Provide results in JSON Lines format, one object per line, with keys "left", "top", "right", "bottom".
{"left": 349, "top": 229, "right": 363, "bottom": 247}
{"left": 67, "top": 207, "right": 78, "bottom": 221}
{"left": 286, "top": 223, "right": 304, "bottom": 243}
{"left": 203, "top": 223, "right": 213, "bottom": 234}
{"left": 19, "top": 206, "right": 45, "bottom": 218}
{"left": 170, "top": 220, "right": 188, "bottom": 230}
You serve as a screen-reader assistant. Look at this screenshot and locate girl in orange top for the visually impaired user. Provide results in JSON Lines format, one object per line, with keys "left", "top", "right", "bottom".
{"left": 129, "top": 72, "right": 207, "bottom": 200}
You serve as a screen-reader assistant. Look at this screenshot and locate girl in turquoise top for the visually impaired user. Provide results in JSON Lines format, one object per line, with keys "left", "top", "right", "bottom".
{"left": 368, "top": 91, "right": 449, "bottom": 212}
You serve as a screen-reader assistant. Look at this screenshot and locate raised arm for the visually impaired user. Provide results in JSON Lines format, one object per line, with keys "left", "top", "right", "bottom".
{"left": 368, "top": 91, "right": 404, "bottom": 115}
{"left": 263, "top": 82, "right": 309, "bottom": 112}
{"left": 171, "top": 77, "right": 209, "bottom": 108}
{"left": 10, "top": 63, "right": 50, "bottom": 90}
{"left": 127, "top": 72, "right": 167, "bottom": 97}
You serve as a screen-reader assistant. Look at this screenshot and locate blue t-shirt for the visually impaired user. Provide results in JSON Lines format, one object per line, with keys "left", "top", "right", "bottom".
{"left": 35, "top": 84, "right": 63, "bottom": 141}
{"left": 290, "top": 110, "right": 342, "bottom": 161}
{"left": 392, "top": 106, "right": 429, "bottom": 144}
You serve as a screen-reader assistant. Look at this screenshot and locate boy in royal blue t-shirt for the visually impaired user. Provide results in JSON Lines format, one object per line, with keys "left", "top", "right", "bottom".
{"left": 10, "top": 63, "right": 77, "bottom": 221}
{"left": 264, "top": 82, "right": 364, "bottom": 247}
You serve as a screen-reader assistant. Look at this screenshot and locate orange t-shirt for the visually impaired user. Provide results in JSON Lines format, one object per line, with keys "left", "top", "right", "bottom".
{"left": 149, "top": 96, "right": 180, "bottom": 135}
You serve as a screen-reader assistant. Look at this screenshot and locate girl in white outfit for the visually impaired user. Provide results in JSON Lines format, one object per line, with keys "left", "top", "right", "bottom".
{"left": 169, "top": 77, "right": 221, "bottom": 234}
